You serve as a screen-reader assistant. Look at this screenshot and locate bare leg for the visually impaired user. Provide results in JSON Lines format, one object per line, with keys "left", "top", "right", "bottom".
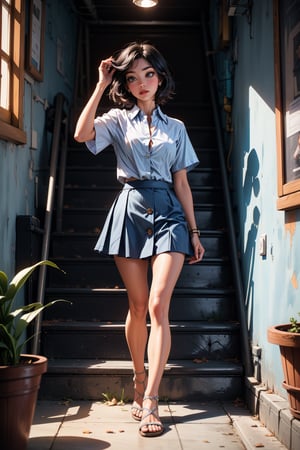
{"left": 114, "top": 256, "right": 149, "bottom": 419}
{"left": 140, "top": 252, "right": 185, "bottom": 436}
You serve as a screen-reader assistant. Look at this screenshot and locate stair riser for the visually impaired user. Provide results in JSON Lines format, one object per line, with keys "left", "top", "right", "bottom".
{"left": 65, "top": 169, "right": 221, "bottom": 187}
{"left": 177, "top": 263, "right": 233, "bottom": 289}
{"left": 170, "top": 295, "right": 236, "bottom": 321}
{"left": 164, "top": 105, "right": 214, "bottom": 128}
{"left": 188, "top": 129, "right": 217, "bottom": 148}
{"left": 196, "top": 208, "right": 226, "bottom": 230}
{"left": 41, "top": 330, "right": 240, "bottom": 360}
{"left": 66, "top": 170, "right": 119, "bottom": 187}
{"left": 67, "top": 147, "right": 116, "bottom": 167}
{"left": 58, "top": 207, "right": 226, "bottom": 233}
{"left": 39, "top": 372, "right": 242, "bottom": 401}
{"left": 47, "top": 260, "right": 233, "bottom": 289}
{"left": 51, "top": 234, "right": 229, "bottom": 259}
{"left": 195, "top": 149, "right": 219, "bottom": 167}
{"left": 44, "top": 293, "right": 236, "bottom": 322}
{"left": 63, "top": 187, "right": 222, "bottom": 208}
{"left": 51, "top": 237, "right": 97, "bottom": 258}
{"left": 188, "top": 170, "right": 221, "bottom": 186}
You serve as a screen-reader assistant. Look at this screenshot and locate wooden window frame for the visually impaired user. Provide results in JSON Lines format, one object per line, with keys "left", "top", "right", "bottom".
{"left": 274, "top": 0, "right": 300, "bottom": 210}
{"left": 0, "top": 0, "right": 26, "bottom": 144}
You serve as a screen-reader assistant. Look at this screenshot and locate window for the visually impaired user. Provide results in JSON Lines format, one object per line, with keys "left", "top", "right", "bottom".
{"left": 0, "top": 0, "right": 26, "bottom": 144}
{"left": 274, "top": 0, "right": 300, "bottom": 209}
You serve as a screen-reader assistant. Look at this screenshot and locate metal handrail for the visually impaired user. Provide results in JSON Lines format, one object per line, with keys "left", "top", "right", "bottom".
{"left": 32, "top": 93, "right": 67, "bottom": 354}
{"left": 201, "top": 15, "right": 253, "bottom": 376}
{"left": 56, "top": 112, "right": 69, "bottom": 232}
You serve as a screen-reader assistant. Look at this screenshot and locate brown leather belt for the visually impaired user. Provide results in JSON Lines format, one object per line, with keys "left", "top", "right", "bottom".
{"left": 124, "top": 177, "right": 138, "bottom": 182}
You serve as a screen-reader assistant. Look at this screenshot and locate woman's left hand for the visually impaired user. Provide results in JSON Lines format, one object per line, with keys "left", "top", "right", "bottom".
{"left": 188, "top": 234, "right": 205, "bottom": 264}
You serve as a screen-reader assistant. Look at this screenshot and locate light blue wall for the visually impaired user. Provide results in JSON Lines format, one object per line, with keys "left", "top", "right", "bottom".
{"left": 217, "top": 0, "right": 300, "bottom": 396}
{"left": 0, "top": 0, "right": 77, "bottom": 279}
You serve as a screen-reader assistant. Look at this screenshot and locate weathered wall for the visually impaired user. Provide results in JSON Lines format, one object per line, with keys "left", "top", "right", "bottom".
{"left": 0, "top": 0, "right": 77, "bottom": 278}
{"left": 210, "top": 0, "right": 300, "bottom": 397}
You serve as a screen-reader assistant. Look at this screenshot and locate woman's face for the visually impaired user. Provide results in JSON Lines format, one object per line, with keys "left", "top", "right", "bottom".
{"left": 125, "top": 57, "right": 160, "bottom": 105}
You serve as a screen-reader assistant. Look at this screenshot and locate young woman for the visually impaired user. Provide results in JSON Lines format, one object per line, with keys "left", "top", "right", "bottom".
{"left": 74, "top": 42, "right": 205, "bottom": 438}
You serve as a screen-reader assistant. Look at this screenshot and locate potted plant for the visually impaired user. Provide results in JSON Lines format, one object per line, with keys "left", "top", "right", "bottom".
{"left": 0, "top": 260, "right": 66, "bottom": 450}
{"left": 267, "top": 313, "right": 300, "bottom": 419}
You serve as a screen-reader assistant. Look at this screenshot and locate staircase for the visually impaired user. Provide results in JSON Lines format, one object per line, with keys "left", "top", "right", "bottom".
{"left": 39, "top": 120, "right": 243, "bottom": 402}
{"left": 39, "top": 25, "right": 244, "bottom": 402}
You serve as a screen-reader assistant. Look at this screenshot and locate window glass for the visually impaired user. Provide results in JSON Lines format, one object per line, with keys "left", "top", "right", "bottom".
{"left": 1, "top": 5, "right": 10, "bottom": 55}
{"left": 0, "top": 59, "right": 9, "bottom": 109}
{"left": 0, "top": 0, "right": 25, "bottom": 143}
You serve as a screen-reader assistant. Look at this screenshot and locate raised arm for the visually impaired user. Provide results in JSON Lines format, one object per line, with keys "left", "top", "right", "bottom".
{"left": 74, "top": 58, "right": 115, "bottom": 142}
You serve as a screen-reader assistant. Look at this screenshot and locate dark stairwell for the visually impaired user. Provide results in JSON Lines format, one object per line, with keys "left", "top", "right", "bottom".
{"left": 39, "top": 18, "right": 246, "bottom": 402}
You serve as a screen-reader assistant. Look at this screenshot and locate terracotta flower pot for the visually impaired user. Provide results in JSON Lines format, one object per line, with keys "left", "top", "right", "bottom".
{"left": 268, "top": 325, "right": 300, "bottom": 419}
{"left": 0, "top": 354, "right": 47, "bottom": 450}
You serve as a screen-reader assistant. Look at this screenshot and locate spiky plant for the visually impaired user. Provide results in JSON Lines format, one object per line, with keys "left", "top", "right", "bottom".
{"left": 0, "top": 260, "right": 67, "bottom": 365}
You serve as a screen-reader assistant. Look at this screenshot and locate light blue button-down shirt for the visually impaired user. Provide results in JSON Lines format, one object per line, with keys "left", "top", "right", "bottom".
{"left": 86, "top": 105, "right": 199, "bottom": 184}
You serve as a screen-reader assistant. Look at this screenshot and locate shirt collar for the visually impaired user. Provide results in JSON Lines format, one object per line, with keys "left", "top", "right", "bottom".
{"left": 127, "top": 105, "right": 168, "bottom": 124}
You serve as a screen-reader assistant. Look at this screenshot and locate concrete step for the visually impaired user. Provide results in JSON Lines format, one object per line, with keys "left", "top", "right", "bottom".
{"left": 45, "top": 287, "right": 237, "bottom": 322}
{"left": 41, "top": 320, "right": 241, "bottom": 360}
{"left": 50, "top": 230, "right": 229, "bottom": 259}
{"left": 39, "top": 359, "right": 243, "bottom": 401}
{"left": 47, "top": 257, "right": 234, "bottom": 289}
{"left": 64, "top": 166, "right": 221, "bottom": 187}
{"left": 62, "top": 185, "right": 223, "bottom": 209}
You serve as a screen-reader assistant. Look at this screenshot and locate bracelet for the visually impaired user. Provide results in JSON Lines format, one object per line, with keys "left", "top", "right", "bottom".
{"left": 189, "top": 228, "right": 200, "bottom": 237}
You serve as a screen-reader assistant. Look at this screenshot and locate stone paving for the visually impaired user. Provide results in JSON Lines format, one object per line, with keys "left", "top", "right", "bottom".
{"left": 28, "top": 399, "right": 288, "bottom": 449}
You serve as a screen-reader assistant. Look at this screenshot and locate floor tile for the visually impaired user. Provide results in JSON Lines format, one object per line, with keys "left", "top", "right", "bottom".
{"left": 168, "top": 401, "right": 232, "bottom": 424}
{"left": 176, "top": 423, "right": 245, "bottom": 449}
{"left": 55, "top": 422, "right": 181, "bottom": 450}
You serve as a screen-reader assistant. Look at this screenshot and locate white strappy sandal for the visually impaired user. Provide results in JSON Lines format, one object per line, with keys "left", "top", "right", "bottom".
{"left": 131, "top": 368, "right": 147, "bottom": 421}
{"left": 139, "top": 395, "right": 164, "bottom": 437}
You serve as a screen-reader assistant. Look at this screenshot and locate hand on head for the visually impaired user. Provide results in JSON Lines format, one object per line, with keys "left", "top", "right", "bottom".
{"left": 98, "top": 57, "right": 115, "bottom": 86}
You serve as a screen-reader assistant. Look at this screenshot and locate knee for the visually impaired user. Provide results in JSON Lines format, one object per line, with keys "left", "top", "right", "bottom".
{"left": 128, "top": 302, "right": 148, "bottom": 321}
{"left": 148, "top": 295, "right": 169, "bottom": 323}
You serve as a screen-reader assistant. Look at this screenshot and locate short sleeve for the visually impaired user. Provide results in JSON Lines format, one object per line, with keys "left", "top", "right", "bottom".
{"left": 171, "top": 123, "right": 199, "bottom": 173}
{"left": 85, "top": 109, "right": 119, "bottom": 155}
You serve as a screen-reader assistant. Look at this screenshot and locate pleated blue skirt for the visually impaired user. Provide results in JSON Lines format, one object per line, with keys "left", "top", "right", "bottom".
{"left": 94, "top": 180, "right": 193, "bottom": 259}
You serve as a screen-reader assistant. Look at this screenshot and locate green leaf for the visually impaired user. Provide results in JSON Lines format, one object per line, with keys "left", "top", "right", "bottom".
{"left": 0, "top": 260, "right": 67, "bottom": 365}
{"left": 0, "top": 324, "right": 17, "bottom": 365}
{"left": 14, "top": 300, "right": 68, "bottom": 340}
{"left": 5, "top": 260, "right": 62, "bottom": 301}
{"left": 0, "top": 271, "right": 8, "bottom": 296}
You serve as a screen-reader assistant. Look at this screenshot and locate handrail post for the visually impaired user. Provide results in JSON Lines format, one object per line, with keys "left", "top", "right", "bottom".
{"left": 32, "top": 93, "right": 66, "bottom": 355}
{"left": 56, "top": 113, "right": 69, "bottom": 232}
{"left": 201, "top": 14, "right": 253, "bottom": 377}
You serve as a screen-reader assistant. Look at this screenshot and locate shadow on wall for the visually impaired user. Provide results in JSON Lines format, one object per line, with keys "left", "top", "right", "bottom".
{"left": 242, "top": 148, "right": 261, "bottom": 335}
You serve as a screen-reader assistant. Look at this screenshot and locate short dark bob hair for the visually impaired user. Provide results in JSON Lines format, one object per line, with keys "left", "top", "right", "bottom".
{"left": 109, "top": 42, "right": 175, "bottom": 108}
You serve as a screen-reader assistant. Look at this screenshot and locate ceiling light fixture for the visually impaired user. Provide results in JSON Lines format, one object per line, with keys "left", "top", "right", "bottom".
{"left": 133, "top": 0, "right": 158, "bottom": 8}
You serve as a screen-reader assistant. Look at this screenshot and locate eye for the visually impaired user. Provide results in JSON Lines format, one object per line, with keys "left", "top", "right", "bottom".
{"left": 126, "top": 75, "right": 136, "bottom": 84}
{"left": 145, "top": 71, "right": 156, "bottom": 78}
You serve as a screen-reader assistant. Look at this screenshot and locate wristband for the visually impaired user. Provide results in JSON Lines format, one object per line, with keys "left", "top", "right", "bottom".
{"left": 189, "top": 228, "right": 200, "bottom": 237}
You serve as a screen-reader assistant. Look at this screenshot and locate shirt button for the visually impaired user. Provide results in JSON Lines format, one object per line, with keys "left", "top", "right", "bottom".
{"left": 146, "top": 207, "right": 153, "bottom": 215}
{"left": 146, "top": 228, "right": 153, "bottom": 236}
